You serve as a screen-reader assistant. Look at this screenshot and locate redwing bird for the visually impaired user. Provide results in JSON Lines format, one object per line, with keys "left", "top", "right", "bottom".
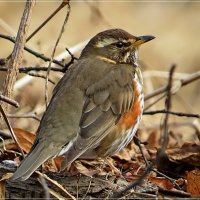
{"left": 11, "top": 29, "right": 154, "bottom": 181}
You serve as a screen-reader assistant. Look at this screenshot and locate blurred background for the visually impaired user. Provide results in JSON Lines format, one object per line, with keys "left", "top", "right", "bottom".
{"left": 0, "top": 1, "right": 199, "bottom": 142}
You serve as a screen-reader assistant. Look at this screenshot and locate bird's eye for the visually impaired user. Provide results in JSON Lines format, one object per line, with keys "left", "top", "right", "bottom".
{"left": 114, "top": 42, "right": 124, "bottom": 48}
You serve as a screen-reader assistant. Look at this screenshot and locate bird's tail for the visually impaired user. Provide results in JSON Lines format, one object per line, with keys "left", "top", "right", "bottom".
{"left": 11, "top": 143, "right": 52, "bottom": 181}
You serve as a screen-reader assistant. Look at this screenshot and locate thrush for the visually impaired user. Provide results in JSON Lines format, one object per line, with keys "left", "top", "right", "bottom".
{"left": 11, "top": 29, "right": 154, "bottom": 181}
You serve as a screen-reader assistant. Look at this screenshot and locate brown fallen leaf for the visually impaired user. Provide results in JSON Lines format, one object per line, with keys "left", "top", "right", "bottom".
{"left": 186, "top": 169, "right": 200, "bottom": 197}
{"left": 0, "top": 173, "right": 13, "bottom": 181}
{"left": 168, "top": 142, "right": 200, "bottom": 167}
{"left": 71, "top": 160, "right": 100, "bottom": 176}
{"left": 148, "top": 176, "right": 174, "bottom": 190}
{"left": 13, "top": 128, "right": 35, "bottom": 153}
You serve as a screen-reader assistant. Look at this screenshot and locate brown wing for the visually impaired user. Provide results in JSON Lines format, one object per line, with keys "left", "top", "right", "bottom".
{"left": 61, "top": 65, "right": 135, "bottom": 169}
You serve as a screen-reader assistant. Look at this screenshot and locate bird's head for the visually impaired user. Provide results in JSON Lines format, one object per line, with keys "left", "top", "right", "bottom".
{"left": 81, "top": 29, "right": 155, "bottom": 65}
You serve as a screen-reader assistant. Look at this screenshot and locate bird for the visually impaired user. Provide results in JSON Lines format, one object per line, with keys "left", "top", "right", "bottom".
{"left": 11, "top": 29, "right": 155, "bottom": 181}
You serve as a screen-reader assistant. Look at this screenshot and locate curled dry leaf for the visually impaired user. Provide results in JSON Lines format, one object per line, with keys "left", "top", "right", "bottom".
{"left": 167, "top": 142, "right": 200, "bottom": 167}
{"left": 114, "top": 140, "right": 137, "bottom": 161}
{"left": 186, "top": 170, "right": 200, "bottom": 197}
{"left": 71, "top": 160, "right": 100, "bottom": 177}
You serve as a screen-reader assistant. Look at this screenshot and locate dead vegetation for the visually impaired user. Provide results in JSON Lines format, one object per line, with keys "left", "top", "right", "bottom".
{"left": 0, "top": 1, "right": 200, "bottom": 199}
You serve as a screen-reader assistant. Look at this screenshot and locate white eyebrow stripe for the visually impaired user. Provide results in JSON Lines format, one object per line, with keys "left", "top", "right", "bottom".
{"left": 96, "top": 38, "right": 135, "bottom": 48}
{"left": 95, "top": 38, "right": 117, "bottom": 47}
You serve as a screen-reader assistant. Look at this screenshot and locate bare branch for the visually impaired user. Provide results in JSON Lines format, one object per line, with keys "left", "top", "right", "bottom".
{"left": 144, "top": 70, "right": 200, "bottom": 101}
{"left": 109, "top": 164, "right": 153, "bottom": 199}
{"left": 7, "top": 113, "right": 40, "bottom": 121}
{"left": 160, "top": 65, "right": 176, "bottom": 150}
{"left": 27, "top": 0, "right": 69, "bottom": 42}
{"left": 0, "top": 34, "right": 65, "bottom": 68}
{"left": 0, "top": 66, "right": 63, "bottom": 73}
{"left": 1, "top": 1, "right": 35, "bottom": 113}
{"left": 27, "top": 72, "right": 55, "bottom": 84}
{"left": 144, "top": 109, "right": 200, "bottom": 118}
{"left": 0, "top": 93, "right": 19, "bottom": 108}
{"left": 144, "top": 93, "right": 165, "bottom": 111}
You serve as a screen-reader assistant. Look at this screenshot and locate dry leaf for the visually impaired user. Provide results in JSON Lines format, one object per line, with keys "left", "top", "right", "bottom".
{"left": 148, "top": 176, "right": 174, "bottom": 190}
{"left": 72, "top": 161, "right": 100, "bottom": 177}
{"left": 186, "top": 170, "right": 200, "bottom": 197}
{"left": 0, "top": 172, "right": 13, "bottom": 199}
{"left": 168, "top": 143, "right": 200, "bottom": 167}
{"left": 53, "top": 156, "right": 64, "bottom": 171}
{"left": 146, "top": 130, "right": 160, "bottom": 148}
{"left": 0, "top": 173, "right": 13, "bottom": 181}
{"left": 13, "top": 128, "right": 35, "bottom": 153}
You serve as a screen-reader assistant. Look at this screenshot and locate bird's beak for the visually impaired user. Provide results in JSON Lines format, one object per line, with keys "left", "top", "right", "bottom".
{"left": 133, "top": 35, "right": 155, "bottom": 47}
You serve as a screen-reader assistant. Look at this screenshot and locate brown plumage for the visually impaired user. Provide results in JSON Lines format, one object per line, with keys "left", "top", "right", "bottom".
{"left": 11, "top": 29, "right": 154, "bottom": 181}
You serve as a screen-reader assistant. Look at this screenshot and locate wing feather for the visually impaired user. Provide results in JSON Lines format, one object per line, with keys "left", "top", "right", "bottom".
{"left": 61, "top": 65, "right": 135, "bottom": 170}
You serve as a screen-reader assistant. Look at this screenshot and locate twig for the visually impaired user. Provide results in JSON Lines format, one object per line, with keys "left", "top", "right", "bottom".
{"left": 35, "top": 171, "right": 76, "bottom": 200}
{"left": 0, "top": 93, "right": 19, "bottom": 108}
{"left": 27, "top": 72, "right": 55, "bottom": 84}
{"left": 45, "top": 2, "right": 71, "bottom": 106}
{"left": 0, "top": 104, "right": 24, "bottom": 157}
{"left": 76, "top": 175, "right": 80, "bottom": 199}
{"left": 144, "top": 70, "right": 200, "bottom": 101}
{"left": 143, "top": 70, "right": 191, "bottom": 80}
{"left": 152, "top": 168, "right": 181, "bottom": 189}
{"left": 134, "top": 136, "right": 149, "bottom": 166}
{"left": 83, "top": 178, "right": 92, "bottom": 199}
{"left": 158, "top": 187, "right": 191, "bottom": 197}
{"left": 109, "top": 164, "right": 153, "bottom": 199}
{"left": 0, "top": 66, "right": 63, "bottom": 73}
{"left": 144, "top": 109, "right": 200, "bottom": 118}
{"left": 38, "top": 175, "right": 50, "bottom": 200}
{"left": 0, "top": 34, "right": 65, "bottom": 68}
{"left": 144, "top": 119, "right": 200, "bottom": 136}
{"left": 160, "top": 65, "right": 176, "bottom": 149}
{"left": 144, "top": 93, "right": 166, "bottom": 111}
{"left": 1, "top": 1, "right": 35, "bottom": 113}
{"left": 14, "top": 40, "right": 87, "bottom": 91}
{"left": 27, "top": 0, "right": 69, "bottom": 42}
{"left": 7, "top": 113, "right": 40, "bottom": 121}
{"left": 62, "top": 48, "right": 78, "bottom": 72}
